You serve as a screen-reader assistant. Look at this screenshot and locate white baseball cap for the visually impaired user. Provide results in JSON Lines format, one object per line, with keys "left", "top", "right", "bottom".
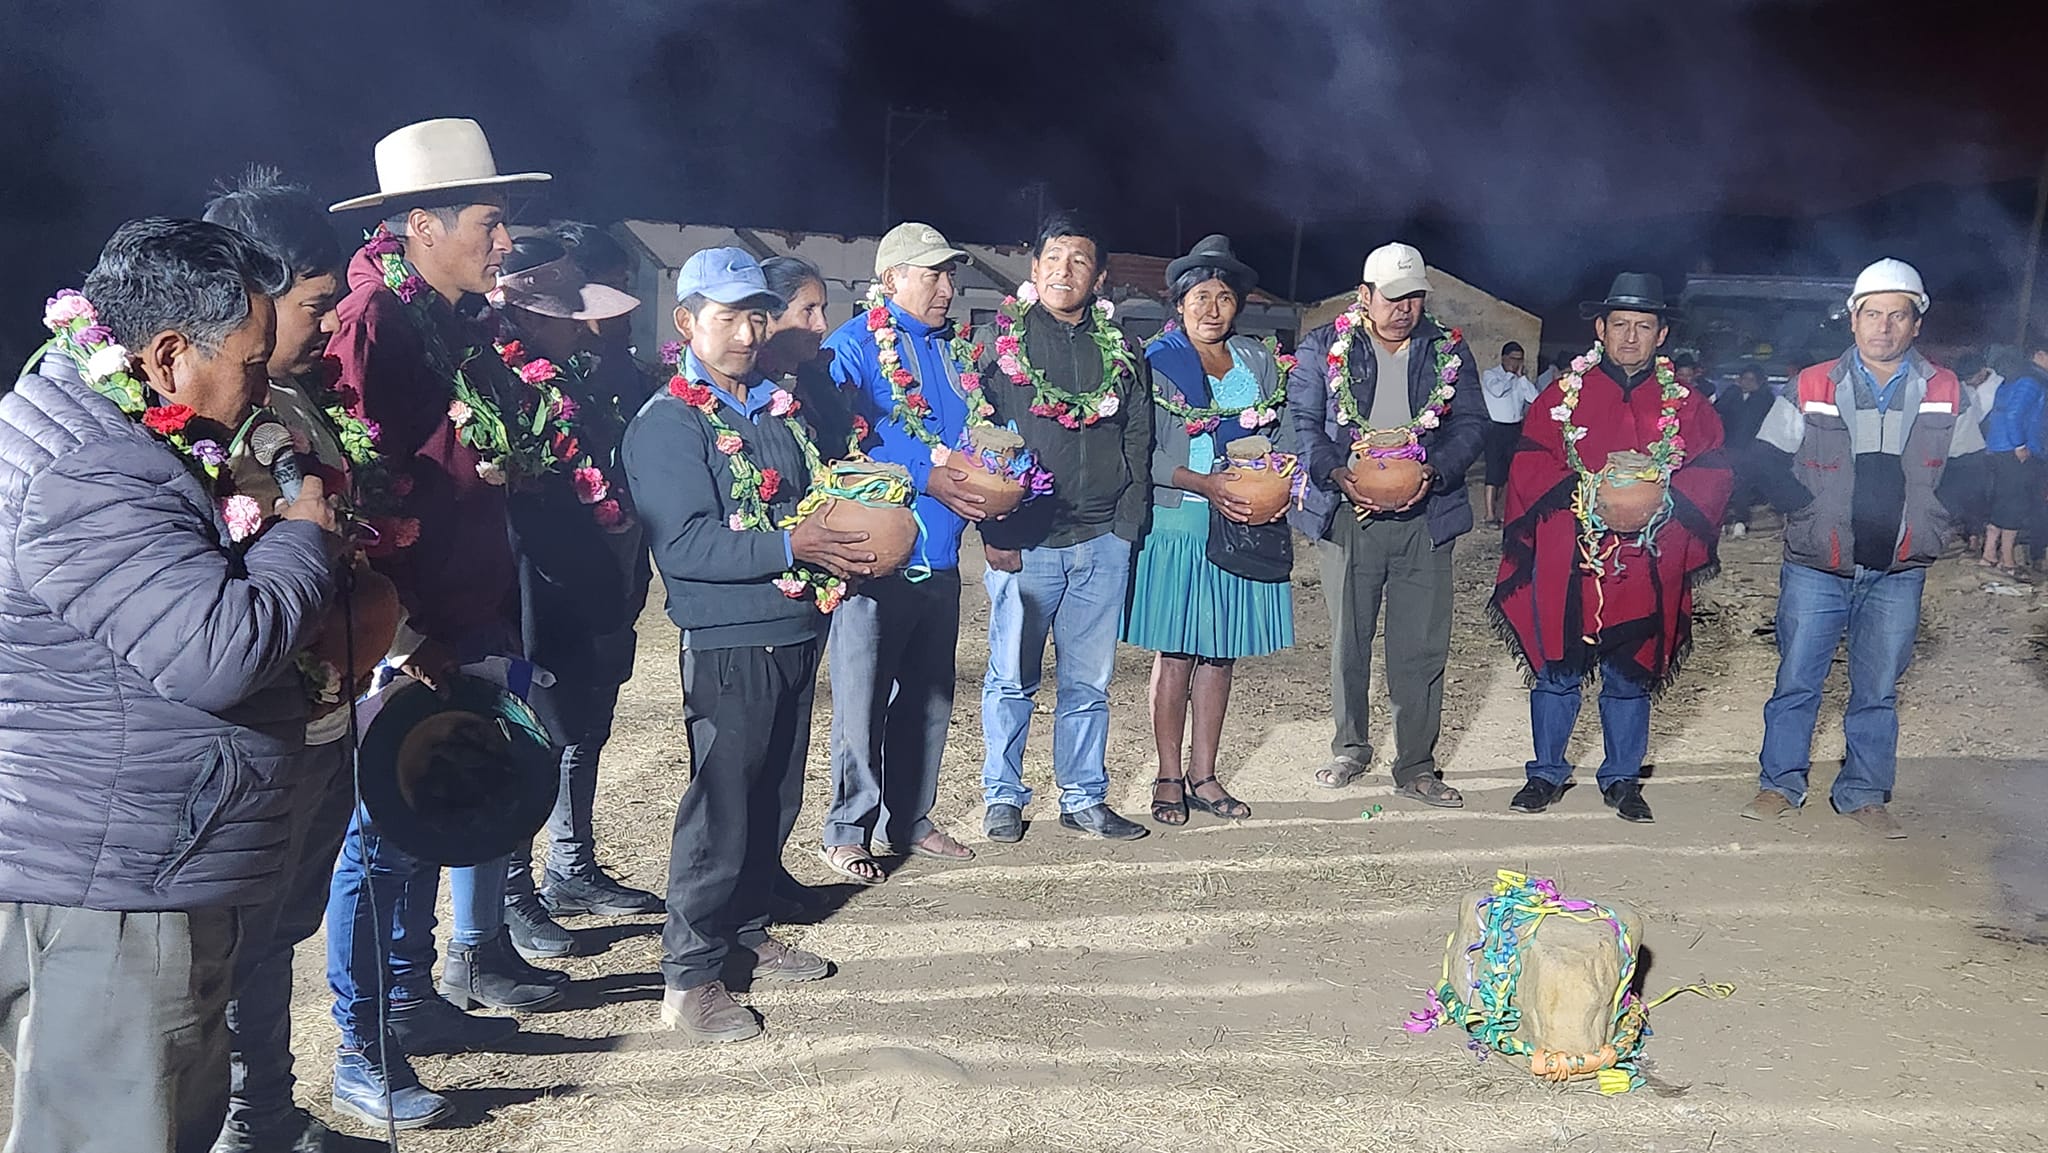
{"left": 1362, "top": 243, "right": 1431, "bottom": 299}
{"left": 1849, "top": 258, "right": 1929, "bottom": 314}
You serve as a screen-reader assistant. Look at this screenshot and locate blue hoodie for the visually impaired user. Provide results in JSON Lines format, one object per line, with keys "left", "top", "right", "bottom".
{"left": 823, "top": 299, "right": 972, "bottom": 570}
{"left": 1985, "top": 372, "right": 2046, "bottom": 456}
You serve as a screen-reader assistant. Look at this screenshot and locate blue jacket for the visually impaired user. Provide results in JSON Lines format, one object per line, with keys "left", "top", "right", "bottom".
{"left": 1985, "top": 372, "right": 2047, "bottom": 456}
{"left": 824, "top": 300, "right": 971, "bottom": 570}
{"left": 0, "top": 354, "right": 335, "bottom": 910}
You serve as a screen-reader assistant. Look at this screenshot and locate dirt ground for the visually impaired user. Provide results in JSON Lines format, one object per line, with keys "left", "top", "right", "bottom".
{"left": 26, "top": 517, "right": 2048, "bottom": 1152}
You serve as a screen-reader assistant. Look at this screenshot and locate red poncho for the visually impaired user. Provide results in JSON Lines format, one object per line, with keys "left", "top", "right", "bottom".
{"left": 1490, "top": 363, "right": 1732, "bottom": 691}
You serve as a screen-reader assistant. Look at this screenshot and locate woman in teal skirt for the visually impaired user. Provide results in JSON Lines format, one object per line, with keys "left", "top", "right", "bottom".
{"left": 1124, "top": 235, "right": 1295, "bottom": 825}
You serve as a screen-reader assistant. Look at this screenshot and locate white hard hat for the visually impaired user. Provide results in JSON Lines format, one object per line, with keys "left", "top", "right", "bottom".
{"left": 1849, "top": 258, "right": 1928, "bottom": 314}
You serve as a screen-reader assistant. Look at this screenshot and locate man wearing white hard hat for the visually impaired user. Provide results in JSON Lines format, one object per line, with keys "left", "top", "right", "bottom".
{"left": 321, "top": 117, "right": 563, "bottom": 1131}
{"left": 1743, "top": 258, "right": 1960, "bottom": 837}
{"left": 1286, "top": 241, "right": 1484, "bottom": 809}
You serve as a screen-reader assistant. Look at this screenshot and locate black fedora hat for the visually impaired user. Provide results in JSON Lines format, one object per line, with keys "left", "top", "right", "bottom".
{"left": 1581, "top": 272, "right": 1680, "bottom": 320}
{"left": 1166, "top": 234, "right": 1259, "bottom": 292}
{"left": 356, "top": 675, "right": 560, "bottom": 867}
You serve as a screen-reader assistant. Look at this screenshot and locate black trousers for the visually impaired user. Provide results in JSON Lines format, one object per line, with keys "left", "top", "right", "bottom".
{"left": 661, "top": 639, "right": 821, "bottom": 990}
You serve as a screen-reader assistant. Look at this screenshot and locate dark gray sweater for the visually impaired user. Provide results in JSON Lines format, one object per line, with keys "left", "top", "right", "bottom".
{"left": 622, "top": 384, "right": 823, "bottom": 651}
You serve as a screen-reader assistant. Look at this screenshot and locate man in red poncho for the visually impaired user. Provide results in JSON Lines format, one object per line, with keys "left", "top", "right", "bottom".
{"left": 1491, "top": 273, "right": 1731, "bottom": 823}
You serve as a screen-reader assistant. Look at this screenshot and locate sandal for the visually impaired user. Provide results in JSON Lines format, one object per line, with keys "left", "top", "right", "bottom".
{"left": 1396, "top": 776, "right": 1465, "bottom": 809}
{"left": 1313, "top": 758, "right": 1369, "bottom": 789}
{"left": 897, "top": 829, "right": 975, "bottom": 861}
{"left": 817, "top": 844, "right": 885, "bottom": 885}
{"left": 1151, "top": 777, "right": 1188, "bottom": 826}
{"left": 1186, "top": 774, "right": 1252, "bottom": 820}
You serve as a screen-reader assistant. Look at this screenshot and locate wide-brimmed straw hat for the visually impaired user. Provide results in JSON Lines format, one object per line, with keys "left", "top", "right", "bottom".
{"left": 329, "top": 118, "right": 551, "bottom": 214}
{"left": 496, "top": 256, "right": 640, "bottom": 321}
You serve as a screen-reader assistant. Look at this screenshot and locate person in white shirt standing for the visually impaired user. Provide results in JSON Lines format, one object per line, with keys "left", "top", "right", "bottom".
{"left": 1478, "top": 341, "right": 1537, "bottom": 524}
{"left": 1940, "top": 350, "right": 2000, "bottom": 556}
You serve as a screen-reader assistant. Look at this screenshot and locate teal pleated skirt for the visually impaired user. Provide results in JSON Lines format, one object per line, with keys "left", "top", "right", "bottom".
{"left": 1121, "top": 501, "right": 1295, "bottom": 659}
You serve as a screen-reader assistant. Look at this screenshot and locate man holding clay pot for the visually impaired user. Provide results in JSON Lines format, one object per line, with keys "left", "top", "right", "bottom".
{"left": 1490, "top": 273, "right": 1731, "bottom": 825}
{"left": 1286, "top": 242, "right": 1485, "bottom": 809}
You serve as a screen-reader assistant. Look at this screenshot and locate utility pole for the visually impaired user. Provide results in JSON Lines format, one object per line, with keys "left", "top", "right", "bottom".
{"left": 1288, "top": 215, "right": 1305, "bottom": 303}
{"left": 1017, "top": 181, "right": 1049, "bottom": 236}
{"left": 2018, "top": 142, "right": 2048, "bottom": 344}
{"left": 881, "top": 106, "right": 946, "bottom": 234}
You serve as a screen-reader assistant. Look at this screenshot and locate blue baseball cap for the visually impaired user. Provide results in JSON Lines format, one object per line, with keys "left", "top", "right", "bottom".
{"left": 675, "top": 246, "right": 786, "bottom": 308}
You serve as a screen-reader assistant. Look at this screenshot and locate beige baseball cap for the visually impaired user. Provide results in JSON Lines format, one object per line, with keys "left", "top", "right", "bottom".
{"left": 1361, "top": 242, "right": 1431, "bottom": 299}
{"left": 876, "top": 222, "right": 967, "bottom": 276}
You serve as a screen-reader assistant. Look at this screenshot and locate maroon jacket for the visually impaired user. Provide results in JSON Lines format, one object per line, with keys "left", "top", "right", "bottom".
{"left": 328, "top": 246, "right": 516, "bottom": 649}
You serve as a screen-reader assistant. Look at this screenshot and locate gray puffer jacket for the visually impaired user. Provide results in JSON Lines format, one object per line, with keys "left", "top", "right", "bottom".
{"left": 0, "top": 356, "right": 335, "bottom": 911}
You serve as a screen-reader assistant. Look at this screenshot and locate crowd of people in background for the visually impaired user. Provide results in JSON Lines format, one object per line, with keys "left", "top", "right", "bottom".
{"left": 0, "top": 113, "right": 2007, "bottom": 1152}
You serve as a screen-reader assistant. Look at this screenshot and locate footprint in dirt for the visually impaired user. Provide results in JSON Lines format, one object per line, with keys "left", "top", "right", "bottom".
{"left": 812, "top": 1045, "right": 978, "bottom": 1085}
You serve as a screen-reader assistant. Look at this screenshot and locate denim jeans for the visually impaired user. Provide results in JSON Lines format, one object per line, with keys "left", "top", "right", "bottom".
{"left": 1527, "top": 657, "right": 1650, "bottom": 790}
{"left": 825, "top": 571, "right": 961, "bottom": 849}
{"left": 1759, "top": 562, "right": 1925, "bottom": 812}
{"left": 507, "top": 677, "right": 625, "bottom": 894}
{"left": 326, "top": 808, "right": 510, "bottom": 1047}
{"left": 981, "top": 532, "right": 1132, "bottom": 814}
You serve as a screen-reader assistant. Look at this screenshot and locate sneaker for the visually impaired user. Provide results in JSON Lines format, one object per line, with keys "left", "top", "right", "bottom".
{"left": 330, "top": 1046, "right": 451, "bottom": 1131}
{"left": 1739, "top": 789, "right": 1796, "bottom": 821}
{"left": 540, "top": 864, "right": 663, "bottom": 917}
{"left": 748, "top": 937, "right": 831, "bottom": 982}
{"left": 1843, "top": 804, "right": 1907, "bottom": 839}
{"left": 506, "top": 890, "right": 577, "bottom": 958}
{"left": 659, "top": 980, "right": 762, "bottom": 1043}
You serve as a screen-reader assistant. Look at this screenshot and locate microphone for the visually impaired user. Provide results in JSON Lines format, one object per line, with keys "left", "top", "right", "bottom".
{"left": 248, "top": 418, "right": 305, "bottom": 502}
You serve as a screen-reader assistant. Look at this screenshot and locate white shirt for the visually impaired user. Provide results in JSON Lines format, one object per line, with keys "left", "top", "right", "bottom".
{"left": 1480, "top": 365, "right": 1539, "bottom": 423}
{"left": 1951, "top": 370, "right": 2002, "bottom": 457}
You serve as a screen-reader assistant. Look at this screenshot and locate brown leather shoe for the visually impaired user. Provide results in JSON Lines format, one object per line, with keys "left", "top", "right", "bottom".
{"left": 1739, "top": 790, "right": 1796, "bottom": 821}
{"left": 659, "top": 981, "right": 761, "bottom": 1043}
{"left": 749, "top": 937, "right": 831, "bottom": 982}
{"left": 1843, "top": 804, "right": 1907, "bottom": 839}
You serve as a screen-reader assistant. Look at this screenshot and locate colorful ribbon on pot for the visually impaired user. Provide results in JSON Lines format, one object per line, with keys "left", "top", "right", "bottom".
{"left": 788, "top": 464, "right": 932, "bottom": 583}
{"left": 1404, "top": 869, "right": 1734, "bottom": 1095}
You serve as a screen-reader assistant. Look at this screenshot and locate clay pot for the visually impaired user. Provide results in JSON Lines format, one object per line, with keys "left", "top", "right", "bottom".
{"left": 1220, "top": 436, "right": 1294, "bottom": 525}
{"left": 817, "top": 461, "right": 920, "bottom": 572}
{"left": 954, "top": 426, "right": 1029, "bottom": 519}
{"left": 1594, "top": 450, "right": 1667, "bottom": 533}
{"left": 309, "top": 560, "right": 401, "bottom": 719}
{"left": 1347, "top": 429, "right": 1426, "bottom": 507}
{"left": 1447, "top": 884, "right": 1645, "bottom": 1080}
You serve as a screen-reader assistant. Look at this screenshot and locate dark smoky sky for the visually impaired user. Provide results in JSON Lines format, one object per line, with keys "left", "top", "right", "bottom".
{"left": 2, "top": 0, "right": 2044, "bottom": 357}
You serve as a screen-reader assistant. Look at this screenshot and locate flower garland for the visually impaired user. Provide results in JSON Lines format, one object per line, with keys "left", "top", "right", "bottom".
{"left": 1550, "top": 342, "right": 1688, "bottom": 482}
{"left": 363, "top": 227, "right": 568, "bottom": 488}
{"left": 863, "top": 284, "right": 989, "bottom": 453}
{"left": 493, "top": 338, "right": 631, "bottom": 531}
{"left": 1548, "top": 342, "right": 1689, "bottom": 639}
{"left": 1324, "top": 304, "right": 1464, "bottom": 461}
{"left": 661, "top": 347, "right": 845, "bottom": 611}
{"left": 38, "top": 290, "right": 264, "bottom": 542}
{"left": 1146, "top": 326, "right": 1294, "bottom": 435}
{"left": 990, "top": 290, "right": 1140, "bottom": 430}
{"left": 295, "top": 354, "right": 416, "bottom": 550}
